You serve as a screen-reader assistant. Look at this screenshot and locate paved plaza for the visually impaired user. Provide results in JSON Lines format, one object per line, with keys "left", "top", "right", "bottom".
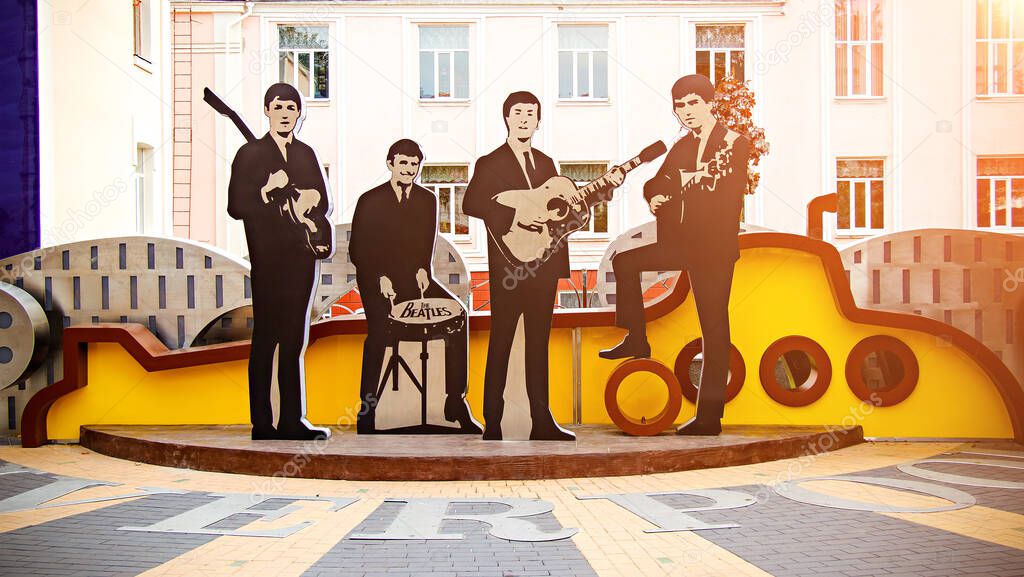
{"left": 0, "top": 441, "right": 1021, "bottom": 576}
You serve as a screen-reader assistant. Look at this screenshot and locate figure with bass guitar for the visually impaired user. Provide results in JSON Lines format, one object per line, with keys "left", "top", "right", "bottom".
{"left": 225, "top": 83, "right": 334, "bottom": 441}
{"left": 599, "top": 74, "right": 750, "bottom": 437}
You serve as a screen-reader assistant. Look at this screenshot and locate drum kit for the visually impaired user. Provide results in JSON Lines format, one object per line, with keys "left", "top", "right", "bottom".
{"left": 374, "top": 291, "right": 465, "bottom": 428}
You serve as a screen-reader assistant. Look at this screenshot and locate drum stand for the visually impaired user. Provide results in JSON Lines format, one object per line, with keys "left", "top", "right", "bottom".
{"left": 375, "top": 331, "right": 431, "bottom": 427}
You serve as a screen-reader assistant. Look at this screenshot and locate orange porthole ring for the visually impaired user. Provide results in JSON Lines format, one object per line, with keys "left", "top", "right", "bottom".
{"left": 846, "top": 335, "right": 919, "bottom": 406}
{"left": 605, "top": 358, "right": 683, "bottom": 436}
{"left": 673, "top": 338, "right": 745, "bottom": 405}
{"left": 759, "top": 336, "right": 833, "bottom": 407}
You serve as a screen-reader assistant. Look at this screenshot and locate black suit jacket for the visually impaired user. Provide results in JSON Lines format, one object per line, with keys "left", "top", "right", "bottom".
{"left": 349, "top": 182, "right": 437, "bottom": 309}
{"left": 463, "top": 142, "right": 569, "bottom": 283}
{"left": 227, "top": 133, "right": 330, "bottom": 269}
{"left": 643, "top": 122, "right": 749, "bottom": 269}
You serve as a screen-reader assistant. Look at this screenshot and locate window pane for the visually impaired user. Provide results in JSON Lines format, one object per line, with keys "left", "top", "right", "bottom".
{"left": 838, "top": 180, "right": 851, "bottom": 229}
{"left": 279, "top": 51, "right": 295, "bottom": 84}
{"left": 838, "top": 158, "right": 884, "bottom": 178}
{"left": 558, "top": 51, "right": 573, "bottom": 98}
{"left": 1015, "top": 41, "right": 1024, "bottom": 93}
{"left": 1013, "top": 179, "right": 1024, "bottom": 226}
{"left": 697, "top": 50, "right": 711, "bottom": 80}
{"left": 559, "top": 25, "right": 608, "bottom": 50}
{"left": 870, "top": 0, "right": 884, "bottom": 41}
{"left": 731, "top": 50, "right": 745, "bottom": 82}
{"left": 438, "top": 186, "right": 452, "bottom": 234}
{"left": 420, "top": 51, "right": 435, "bottom": 98}
{"left": 979, "top": 156, "right": 1024, "bottom": 175}
{"left": 977, "top": 178, "right": 991, "bottom": 226}
{"left": 593, "top": 51, "right": 608, "bottom": 98}
{"left": 422, "top": 165, "right": 469, "bottom": 184}
{"left": 454, "top": 51, "right": 469, "bottom": 98}
{"left": 871, "top": 42, "right": 883, "bottom": 95}
{"left": 992, "top": 0, "right": 1010, "bottom": 38}
{"left": 279, "top": 26, "right": 329, "bottom": 49}
{"left": 454, "top": 186, "right": 469, "bottom": 235}
{"left": 715, "top": 52, "right": 727, "bottom": 85}
{"left": 870, "top": 179, "right": 884, "bottom": 229}
{"left": 854, "top": 181, "right": 867, "bottom": 228}
{"left": 593, "top": 201, "right": 608, "bottom": 233}
{"left": 851, "top": 0, "right": 868, "bottom": 41}
{"left": 560, "top": 163, "right": 607, "bottom": 181}
{"left": 1017, "top": 0, "right": 1024, "bottom": 37}
{"left": 577, "top": 52, "right": 590, "bottom": 98}
{"left": 696, "top": 25, "right": 744, "bottom": 49}
{"left": 995, "top": 41, "right": 1010, "bottom": 92}
{"left": 852, "top": 44, "right": 867, "bottom": 94}
{"left": 994, "top": 179, "right": 1007, "bottom": 225}
{"left": 420, "top": 26, "right": 468, "bottom": 50}
{"left": 977, "top": 41, "right": 989, "bottom": 94}
{"left": 314, "top": 51, "right": 329, "bottom": 99}
{"left": 977, "top": 0, "right": 989, "bottom": 39}
{"left": 438, "top": 52, "right": 452, "bottom": 98}
{"left": 297, "top": 52, "right": 311, "bottom": 97}
{"left": 836, "top": 45, "right": 849, "bottom": 96}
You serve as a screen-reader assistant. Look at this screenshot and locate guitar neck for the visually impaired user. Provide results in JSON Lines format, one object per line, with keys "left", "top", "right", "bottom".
{"left": 575, "top": 154, "right": 644, "bottom": 205}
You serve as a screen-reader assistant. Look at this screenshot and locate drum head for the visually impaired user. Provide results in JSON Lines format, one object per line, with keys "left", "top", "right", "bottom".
{"left": 390, "top": 298, "right": 463, "bottom": 325}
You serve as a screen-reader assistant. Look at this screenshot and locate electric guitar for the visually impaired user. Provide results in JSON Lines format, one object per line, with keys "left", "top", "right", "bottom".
{"left": 203, "top": 88, "right": 333, "bottom": 259}
{"left": 492, "top": 141, "right": 667, "bottom": 266}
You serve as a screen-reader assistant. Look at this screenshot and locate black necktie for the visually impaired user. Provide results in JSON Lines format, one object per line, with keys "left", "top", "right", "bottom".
{"left": 523, "top": 151, "right": 538, "bottom": 188}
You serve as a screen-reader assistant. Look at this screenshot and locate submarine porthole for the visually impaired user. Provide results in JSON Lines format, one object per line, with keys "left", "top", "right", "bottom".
{"left": 673, "top": 338, "right": 745, "bottom": 405}
{"left": 846, "top": 335, "right": 919, "bottom": 406}
{"left": 759, "top": 336, "right": 833, "bottom": 407}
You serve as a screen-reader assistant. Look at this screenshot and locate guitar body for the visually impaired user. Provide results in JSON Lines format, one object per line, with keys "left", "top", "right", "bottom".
{"left": 485, "top": 141, "right": 667, "bottom": 266}
{"left": 494, "top": 176, "right": 592, "bottom": 264}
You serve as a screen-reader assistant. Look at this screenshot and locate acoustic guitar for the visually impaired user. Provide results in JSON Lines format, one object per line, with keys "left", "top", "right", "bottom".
{"left": 491, "top": 141, "right": 667, "bottom": 266}
{"left": 203, "top": 88, "right": 333, "bottom": 259}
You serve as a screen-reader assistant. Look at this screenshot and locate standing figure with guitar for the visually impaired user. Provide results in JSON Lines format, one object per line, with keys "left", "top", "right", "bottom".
{"left": 599, "top": 74, "right": 749, "bottom": 437}
{"left": 225, "top": 83, "right": 333, "bottom": 441}
{"left": 464, "top": 91, "right": 627, "bottom": 440}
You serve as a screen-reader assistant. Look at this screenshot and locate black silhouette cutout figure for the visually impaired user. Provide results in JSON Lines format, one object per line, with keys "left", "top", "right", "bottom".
{"left": 464, "top": 91, "right": 624, "bottom": 441}
{"left": 226, "top": 83, "right": 333, "bottom": 441}
{"left": 601, "top": 74, "right": 749, "bottom": 436}
{"left": 349, "top": 139, "right": 481, "bottom": 435}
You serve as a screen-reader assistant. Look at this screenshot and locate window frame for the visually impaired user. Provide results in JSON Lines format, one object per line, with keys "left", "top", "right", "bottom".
{"left": 560, "top": 162, "right": 611, "bottom": 238}
{"left": 557, "top": 24, "right": 611, "bottom": 102}
{"left": 835, "top": 158, "right": 887, "bottom": 237}
{"left": 975, "top": 157, "right": 1024, "bottom": 230}
{"left": 694, "top": 23, "right": 747, "bottom": 86}
{"left": 418, "top": 25, "right": 471, "bottom": 102}
{"left": 976, "top": 0, "right": 1024, "bottom": 97}
{"left": 834, "top": 0, "right": 885, "bottom": 99}
{"left": 421, "top": 164, "right": 471, "bottom": 240}
{"left": 277, "top": 24, "right": 331, "bottom": 102}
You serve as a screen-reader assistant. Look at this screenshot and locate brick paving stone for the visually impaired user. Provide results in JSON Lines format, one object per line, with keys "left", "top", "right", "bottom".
{"left": 300, "top": 501, "right": 597, "bottom": 577}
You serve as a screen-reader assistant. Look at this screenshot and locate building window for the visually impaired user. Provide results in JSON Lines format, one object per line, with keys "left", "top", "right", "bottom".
{"left": 133, "top": 0, "right": 151, "bottom": 62}
{"left": 977, "top": 0, "right": 1024, "bottom": 95}
{"left": 560, "top": 163, "right": 609, "bottom": 234}
{"left": 278, "top": 25, "right": 329, "bottom": 100}
{"left": 420, "top": 26, "right": 470, "bottom": 100}
{"left": 133, "top": 145, "right": 155, "bottom": 234}
{"left": 836, "top": 158, "right": 885, "bottom": 234}
{"left": 977, "top": 157, "right": 1024, "bottom": 228}
{"left": 558, "top": 25, "right": 609, "bottom": 100}
{"left": 696, "top": 24, "right": 745, "bottom": 85}
{"left": 422, "top": 165, "right": 470, "bottom": 237}
{"left": 558, "top": 291, "right": 581, "bottom": 309}
{"left": 835, "top": 0, "right": 884, "bottom": 97}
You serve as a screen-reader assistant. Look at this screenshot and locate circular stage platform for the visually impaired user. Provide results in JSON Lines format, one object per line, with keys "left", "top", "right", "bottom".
{"left": 79, "top": 424, "right": 864, "bottom": 481}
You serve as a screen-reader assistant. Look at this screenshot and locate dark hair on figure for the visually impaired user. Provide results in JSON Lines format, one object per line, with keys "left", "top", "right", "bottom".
{"left": 386, "top": 139, "right": 424, "bottom": 163}
{"left": 671, "top": 74, "right": 715, "bottom": 103}
{"left": 263, "top": 83, "right": 303, "bottom": 111}
{"left": 502, "top": 91, "right": 542, "bottom": 131}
